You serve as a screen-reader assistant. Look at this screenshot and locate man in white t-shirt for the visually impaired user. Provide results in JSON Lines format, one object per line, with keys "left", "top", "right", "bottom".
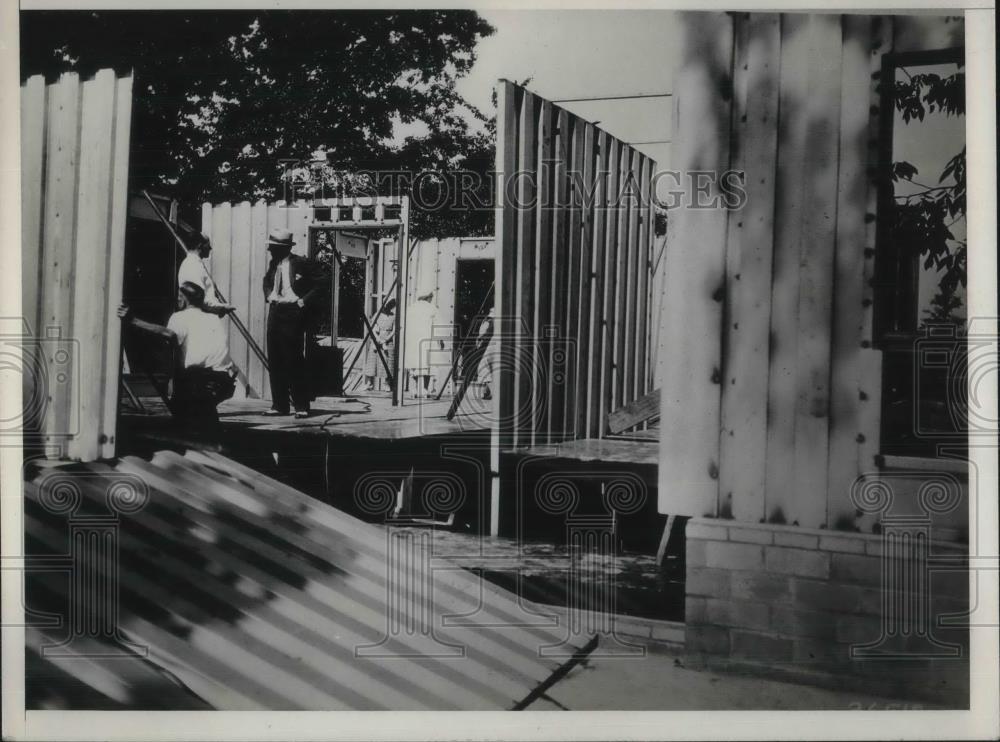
{"left": 119, "top": 281, "right": 236, "bottom": 425}
{"left": 177, "top": 233, "right": 234, "bottom": 316}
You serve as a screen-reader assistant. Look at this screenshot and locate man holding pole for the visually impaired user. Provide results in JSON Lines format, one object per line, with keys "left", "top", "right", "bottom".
{"left": 176, "top": 231, "right": 235, "bottom": 317}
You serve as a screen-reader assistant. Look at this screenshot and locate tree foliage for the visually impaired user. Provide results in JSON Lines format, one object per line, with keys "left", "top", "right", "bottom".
{"left": 20, "top": 10, "right": 497, "bottom": 237}
{"left": 890, "top": 64, "right": 966, "bottom": 324}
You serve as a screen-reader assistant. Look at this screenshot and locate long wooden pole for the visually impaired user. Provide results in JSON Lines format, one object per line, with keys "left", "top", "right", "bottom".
{"left": 142, "top": 190, "right": 270, "bottom": 372}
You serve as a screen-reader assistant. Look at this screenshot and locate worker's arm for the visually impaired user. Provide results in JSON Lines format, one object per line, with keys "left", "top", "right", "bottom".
{"left": 117, "top": 305, "right": 177, "bottom": 344}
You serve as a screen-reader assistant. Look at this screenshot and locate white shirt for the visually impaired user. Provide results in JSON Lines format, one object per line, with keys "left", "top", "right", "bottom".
{"left": 166, "top": 307, "right": 233, "bottom": 372}
{"left": 267, "top": 257, "right": 301, "bottom": 304}
{"left": 178, "top": 253, "right": 222, "bottom": 308}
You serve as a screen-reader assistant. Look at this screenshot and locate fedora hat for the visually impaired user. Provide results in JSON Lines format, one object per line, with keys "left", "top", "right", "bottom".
{"left": 267, "top": 228, "right": 295, "bottom": 248}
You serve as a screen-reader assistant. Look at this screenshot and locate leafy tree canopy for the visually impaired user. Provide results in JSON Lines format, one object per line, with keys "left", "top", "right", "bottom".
{"left": 20, "top": 10, "right": 497, "bottom": 237}
{"left": 890, "top": 63, "right": 966, "bottom": 324}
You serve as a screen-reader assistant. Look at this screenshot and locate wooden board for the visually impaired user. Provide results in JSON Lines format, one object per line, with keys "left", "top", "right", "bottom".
{"left": 657, "top": 13, "right": 734, "bottom": 517}
{"left": 248, "top": 201, "right": 269, "bottom": 398}
{"left": 211, "top": 203, "right": 234, "bottom": 355}
{"left": 763, "top": 14, "right": 811, "bottom": 525}
{"left": 69, "top": 70, "right": 116, "bottom": 461}
{"left": 40, "top": 73, "right": 82, "bottom": 453}
{"left": 433, "top": 238, "right": 458, "bottom": 395}
{"left": 99, "top": 74, "right": 133, "bottom": 459}
{"left": 20, "top": 75, "right": 46, "bottom": 341}
{"left": 719, "top": 14, "right": 779, "bottom": 524}
{"left": 229, "top": 202, "right": 252, "bottom": 400}
{"left": 607, "top": 388, "right": 661, "bottom": 436}
{"left": 789, "top": 15, "right": 843, "bottom": 528}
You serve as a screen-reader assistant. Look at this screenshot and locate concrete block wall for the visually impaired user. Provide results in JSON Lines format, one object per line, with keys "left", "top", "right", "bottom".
{"left": 684, "top": 518, "right": 969, "bottom": 707}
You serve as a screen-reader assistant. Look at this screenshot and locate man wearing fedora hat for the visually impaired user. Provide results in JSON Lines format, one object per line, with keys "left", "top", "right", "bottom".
{"left": 263, "top": 228, "right": 325, "bottom": 418}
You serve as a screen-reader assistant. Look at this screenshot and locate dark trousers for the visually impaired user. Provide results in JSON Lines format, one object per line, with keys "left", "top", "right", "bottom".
{"left": 171, "top": 367, "right": 236, "bottom": 427}
{"left": 267, "top": 303, "right": 311, "bottom": 412}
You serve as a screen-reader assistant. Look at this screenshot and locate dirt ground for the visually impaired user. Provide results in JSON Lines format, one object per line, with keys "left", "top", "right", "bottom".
{"left": 531, "top": 650, "right": 939, "bottom": 711}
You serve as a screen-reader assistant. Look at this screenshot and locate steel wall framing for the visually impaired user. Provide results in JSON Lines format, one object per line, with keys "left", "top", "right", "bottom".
{"left": 493, "top": 81, "right": 658, "bottom": 450}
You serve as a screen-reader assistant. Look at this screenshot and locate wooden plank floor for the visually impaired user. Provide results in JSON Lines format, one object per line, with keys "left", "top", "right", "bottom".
{"left": 509, "top": 436, "right": 659, "bottom": 466}
{"left": 124, "top": 391, "right": 493, "bottom": 441}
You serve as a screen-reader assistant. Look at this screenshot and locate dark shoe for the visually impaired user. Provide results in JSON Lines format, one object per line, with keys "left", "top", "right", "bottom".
{"left": 263, "top": 408, "right": 290, "bottom": 417}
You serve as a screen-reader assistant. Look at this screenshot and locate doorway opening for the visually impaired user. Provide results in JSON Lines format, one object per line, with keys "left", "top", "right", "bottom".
{"left": 453, "top": 258, "right": 495, "bottom": 386}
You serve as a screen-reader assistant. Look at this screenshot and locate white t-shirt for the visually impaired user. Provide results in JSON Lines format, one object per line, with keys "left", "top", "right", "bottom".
{"left": 166, "top": 307, "right": 233, "bottom": 372}
{"left": 178, "top": 253, "right": 222, "bottom": 308}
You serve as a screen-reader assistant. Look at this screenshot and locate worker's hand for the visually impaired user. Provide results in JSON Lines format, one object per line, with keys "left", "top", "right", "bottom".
{"left": 117, "top": 304, "right": 131, "bottom": 321}
{"left": 223, "top": 304, "right": 237, "bottom": 315}
{"left": 296, "top": 299, "right": 305, "bottom": 308}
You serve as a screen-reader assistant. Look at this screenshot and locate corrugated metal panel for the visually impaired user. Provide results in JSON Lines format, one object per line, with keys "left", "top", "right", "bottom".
{"left": 24, "top": 450, "right": 589, "bottom": 710}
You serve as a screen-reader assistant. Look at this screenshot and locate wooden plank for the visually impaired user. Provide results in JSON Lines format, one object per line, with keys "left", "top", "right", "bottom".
{"left": 20, "top": 75, "right": 46, "bottom": 339}
{"left": 513, "top": 91, "right": 538, "bottom": 445}
{"left": 655, "top": 514, "right": 677, "bottom": 565}
{"left": 573, "top": 122, "right": 597, "bottom": 440}
{"left": 719, "top": 13, "right": 779, "bottom": 524}
{"left": 247, "top": 201, "right": 269, "bottom": 398}
{"left": 657, "top": 12, "right": 734, "bottom": 517}
{"left": 789, "top": 15, "right": 843, "bottom": 529}
{"left": 598, "top": 137, "right": 622, "bottom": 437}
{"left": 39, "top": 73, "right": 82, "bottom": 454}
{"left": 546, "top": 107, "right": 570, "bottom": 443}
{"left": 98, "top": 73, "right": 133, "bottom": 459}
{"left": 585, "top": 131, "right": 609, "bottom": 438}
{"left": 491, "top": 80, "right": 518, "bottom": 534}
{"left": 607, "top": 388, "right": 661, "bottom": 435}
{"left": 531, "top": 100, "right": 555, "bottom": 444}
{"left": 68, "top": 70, "right": 117, "bottom": 461}
{"left": 825, "top": 15, "right": 878, "bottom": 530}
{"left": 211, "top": 202, "right": 234, "bottom": 355}
{"left": 763, "top": 14, "right": 811, "bottom": 525}
{"left": 229, "top": 201, "right": 253, "bottom": 400}
{"left": 855, "top": 17, "right": 891, "bottom": 485}
{"left": 433, "top": 238, "right": 458, "bottom": 394}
